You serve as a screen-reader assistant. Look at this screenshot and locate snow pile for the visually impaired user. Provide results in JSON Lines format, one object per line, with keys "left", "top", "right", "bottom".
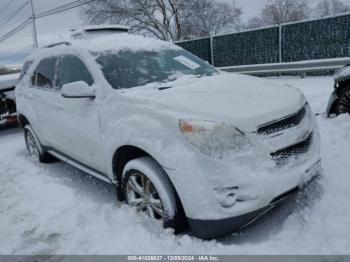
{"left": 0, "top": 77, "right": 350, "bottom": 254}
{"left": 0, "top": 74, "right": 19, "bottom": 91}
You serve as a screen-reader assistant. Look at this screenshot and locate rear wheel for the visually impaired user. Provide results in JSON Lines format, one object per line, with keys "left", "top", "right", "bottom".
{"left": 25, "top": 128, "right": 40, "bottom": 158}
{"left": 24, "top": 125, "right": 54, "bottom": 163}
{"left": 122, "top": 157, "right": 187, "bottom": 231}
{"left": 335, "top": 86, "right": 350, "bottom": 115}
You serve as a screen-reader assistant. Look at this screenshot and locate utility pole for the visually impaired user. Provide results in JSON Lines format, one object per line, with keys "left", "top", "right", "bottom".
{"left": 29, "top": 0, "right": 38, "bottom": 48}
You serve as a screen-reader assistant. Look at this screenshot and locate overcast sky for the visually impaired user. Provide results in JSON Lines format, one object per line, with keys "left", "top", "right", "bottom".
{"left": 0, "top": 0, "right": 350, "bottom": 66}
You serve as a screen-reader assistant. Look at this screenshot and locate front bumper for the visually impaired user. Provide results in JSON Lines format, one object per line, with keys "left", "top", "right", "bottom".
{"left": 167, "top": 109, "right": 320, "bottom": 221}
{"left": 188, "top": 159, "right": 322, "bottom": 239}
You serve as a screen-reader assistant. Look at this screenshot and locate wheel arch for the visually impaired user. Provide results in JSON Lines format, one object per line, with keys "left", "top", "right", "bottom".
{"left": 112, "top": 145, "right": 152, "bottom": 186}
{"left": 111, "top": 145, "right": 188, "bottom": 225}
{"left": 18, "top": 114, "right": 30, "bottom": 128}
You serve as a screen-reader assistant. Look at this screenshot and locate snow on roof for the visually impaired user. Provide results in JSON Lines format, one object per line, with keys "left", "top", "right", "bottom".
{"left": 76, "top": 33, "right": 176, "bottom": 52}
{"left": 27, "top": 33, "right": 178, "bottom": 62}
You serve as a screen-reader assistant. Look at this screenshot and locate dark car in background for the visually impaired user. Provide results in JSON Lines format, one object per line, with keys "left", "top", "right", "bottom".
{"left": 0, "top": 73, "right": 19, "bottom": 129}
{"left": 327, "top": 65, "right": 350, "bottom": 117}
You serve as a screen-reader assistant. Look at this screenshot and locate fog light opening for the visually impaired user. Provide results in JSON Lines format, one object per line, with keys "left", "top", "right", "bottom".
{"left": 218, "top": 192, "right": 237, "bottom": 208}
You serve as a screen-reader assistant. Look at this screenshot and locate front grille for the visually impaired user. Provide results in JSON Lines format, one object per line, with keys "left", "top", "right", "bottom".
{"left": 257, "top": 106, "right": 307, "bottom": 135}
{"left": 271, "top": 132, "right": 313, "bottom": 166}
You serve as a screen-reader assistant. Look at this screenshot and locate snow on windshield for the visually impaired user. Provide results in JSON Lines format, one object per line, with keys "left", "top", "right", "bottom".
{"left": 93, "top": 48, "right": 218, "bottom": 90}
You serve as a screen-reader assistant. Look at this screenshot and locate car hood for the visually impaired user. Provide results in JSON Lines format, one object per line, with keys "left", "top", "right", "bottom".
{"left": 118, "top": 73, "right": 306, "bottom": 132}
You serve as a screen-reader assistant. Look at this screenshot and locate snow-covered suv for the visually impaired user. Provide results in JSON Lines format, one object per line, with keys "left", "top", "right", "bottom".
{"left": 16, "top": 27, "right": 321, "bottom": 239}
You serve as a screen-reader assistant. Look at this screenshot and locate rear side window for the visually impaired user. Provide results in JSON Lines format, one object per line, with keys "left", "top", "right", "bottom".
{"left": 32, "top": 57, "right": 57, "bottom": 88}
{"left": 58, "top": 56, "right": 94, "bottom": 87}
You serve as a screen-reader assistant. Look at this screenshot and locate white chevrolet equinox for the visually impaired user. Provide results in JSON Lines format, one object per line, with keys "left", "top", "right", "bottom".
{"left": 16, "top": 26, "right": 321, "bottom": 239}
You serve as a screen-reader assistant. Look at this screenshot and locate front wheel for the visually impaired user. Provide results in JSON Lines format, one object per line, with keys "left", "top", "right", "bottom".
{"left": 122, "top": 157, "right": 187, "bottom": 231}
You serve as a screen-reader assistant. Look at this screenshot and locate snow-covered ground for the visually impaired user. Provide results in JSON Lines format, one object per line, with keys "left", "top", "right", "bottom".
{"left": 0, "top": 73, "right": 19, "bottom": 91}
{"left": 1, "top": 76, "right": 349, "bottom": 255}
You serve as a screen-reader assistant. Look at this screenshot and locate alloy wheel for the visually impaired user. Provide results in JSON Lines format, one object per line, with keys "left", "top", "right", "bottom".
{"left": 25, "top": 131, "right": 39, "bottom": 158}
{"left": 126, "top": 172, "right": 164, "bottom": 220}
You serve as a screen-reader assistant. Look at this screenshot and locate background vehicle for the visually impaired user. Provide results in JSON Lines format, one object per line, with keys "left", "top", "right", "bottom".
{"left": 15, "top": 27, "right": 321, "bottom": 239}
{"left": 327, "top": 65, "right": 350, "bottom": 117}
{"left": 0, "top": 74, "right": 19, "bottom": 129}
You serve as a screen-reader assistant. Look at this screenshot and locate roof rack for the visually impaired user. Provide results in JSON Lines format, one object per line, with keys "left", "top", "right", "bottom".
{"left": 44, "top": 42, "right": 72, "bottom": 48}
{"left": 82, "top": 25, "right": 130, "bottom": 32}
{"left": 70, "top": 25, "right": 130, "bottom": 40}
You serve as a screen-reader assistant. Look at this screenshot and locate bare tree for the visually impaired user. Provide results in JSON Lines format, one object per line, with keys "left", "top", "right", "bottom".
{"left": 83, "top": 0, "right": 131, "bottom": 26}
{"left": 181, "top": 0, "right": 242, "bottom": 38}
{"left": 262, "top": 0, "right": 310, "bottom": 25}
{"left": 314, "top": 0, "right": 350, "bottom": 18}
{"left": 82, "top": 0, "right": 242, "bottom": 41}
{"left": 246, "top": 17, "right": 265, "bottom": 29}
{"left": 246, "top": 0, "right": 310, "bottom": 29}
{"left": 82, "top": 0, "right": 183, "bottom": 41}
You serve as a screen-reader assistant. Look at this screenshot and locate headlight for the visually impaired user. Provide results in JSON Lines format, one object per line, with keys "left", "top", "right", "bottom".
{"left": 179, "top": 119, "right": 247, "bottom": 159}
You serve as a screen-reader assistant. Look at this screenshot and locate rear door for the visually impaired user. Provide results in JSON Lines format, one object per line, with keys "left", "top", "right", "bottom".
{"left": 28, "top": 57, "right": 59, "bottom": 145}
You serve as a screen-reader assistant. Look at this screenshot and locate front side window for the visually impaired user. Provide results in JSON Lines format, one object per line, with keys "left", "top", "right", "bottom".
{"left": 94, "top": 48, "right": 218, "bottom": 90}
{"left": 58, "top": 55, "right": 94, "bottom": 87}
{"left": 33, "top": 57, "right": 57, "bottom": 88}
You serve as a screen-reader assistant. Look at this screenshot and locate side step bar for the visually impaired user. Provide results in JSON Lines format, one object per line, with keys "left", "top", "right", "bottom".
{"left": 48, "top": 150, "right": 113, "bottom": 184}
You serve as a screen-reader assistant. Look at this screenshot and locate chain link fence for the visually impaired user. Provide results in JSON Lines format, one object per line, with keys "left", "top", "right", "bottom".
{"left": 176, "top": 13, "right": 350, "bottom": 67}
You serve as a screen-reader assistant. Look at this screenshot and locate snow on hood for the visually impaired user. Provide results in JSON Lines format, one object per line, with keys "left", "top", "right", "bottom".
{"left": 119, "top": 73, "right": 306, "bottom": 132}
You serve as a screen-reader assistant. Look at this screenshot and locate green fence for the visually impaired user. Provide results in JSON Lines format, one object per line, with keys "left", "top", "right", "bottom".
{"left": 176, "top": 37, "right": 212, "bottom": 64}
{"left": 176, "top": 13, "right": 350, "bottom": 67}
{"left": 282, "top": 15, "right": 350, "bottom": 62}
{"left": 212, "top": 27, "right": 279, "bottom": 67}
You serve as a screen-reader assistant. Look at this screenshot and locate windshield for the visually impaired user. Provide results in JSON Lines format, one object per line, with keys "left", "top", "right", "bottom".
{"left": 95, "top": 48, "right": 218, "bottom": 89}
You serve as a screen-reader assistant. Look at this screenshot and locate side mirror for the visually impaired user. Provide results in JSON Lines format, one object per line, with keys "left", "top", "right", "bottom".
{"left": 61, "top": 81, "right": 95, "bottom": 99}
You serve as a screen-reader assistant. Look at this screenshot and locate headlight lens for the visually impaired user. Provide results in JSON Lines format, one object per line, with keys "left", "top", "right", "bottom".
{"left": 179, "top": 119, "right": 247, "bottom": 159}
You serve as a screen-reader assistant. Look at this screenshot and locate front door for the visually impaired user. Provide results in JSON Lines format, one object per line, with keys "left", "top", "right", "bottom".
{"left": 52, "top": 55, "right": 106, "bottom": 173}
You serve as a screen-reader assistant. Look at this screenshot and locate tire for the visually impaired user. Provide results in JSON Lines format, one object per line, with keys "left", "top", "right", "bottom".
{"left": 122, "top": 156, "right": 187, "bottom": 232}
{"left": 335, "top": 86, "right": 350, "bottom": 115}
{"left": 24, "top": 125, "right": 55, "bottom": 163}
